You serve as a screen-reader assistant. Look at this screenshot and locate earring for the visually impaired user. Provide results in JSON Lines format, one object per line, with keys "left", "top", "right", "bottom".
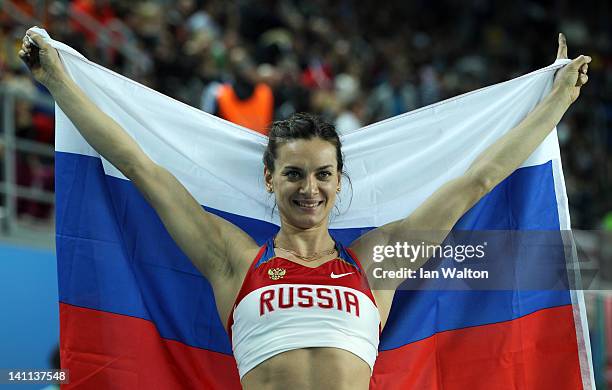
{"left": 267, "top": 186, "right": 274, "bottom": 193}
{"left": 336, "top": 188, "right": 341, "bottom": 193}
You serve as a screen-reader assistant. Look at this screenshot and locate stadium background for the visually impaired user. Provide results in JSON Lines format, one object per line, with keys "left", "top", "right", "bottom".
{"left": 0, "top": 0, "right": 609, "bottom": 388}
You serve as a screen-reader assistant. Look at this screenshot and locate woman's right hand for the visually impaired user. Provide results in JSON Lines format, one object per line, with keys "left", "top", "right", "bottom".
{"left": 18, "top": 28, "right": 66, "bottom": 88}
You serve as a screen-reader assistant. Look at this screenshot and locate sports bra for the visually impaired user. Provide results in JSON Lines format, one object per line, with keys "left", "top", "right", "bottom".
{"left": 227, "top": 238, "right": 381, "bottom": 379}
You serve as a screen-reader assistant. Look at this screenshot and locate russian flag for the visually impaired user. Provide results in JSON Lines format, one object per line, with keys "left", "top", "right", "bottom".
{"left": 46, "top": 28, "right": 593, "bottom": 389}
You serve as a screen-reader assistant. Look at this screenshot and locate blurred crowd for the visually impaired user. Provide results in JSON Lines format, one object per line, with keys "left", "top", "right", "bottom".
{"left": 0, "top": 0, "right": 610, "bottom": 228}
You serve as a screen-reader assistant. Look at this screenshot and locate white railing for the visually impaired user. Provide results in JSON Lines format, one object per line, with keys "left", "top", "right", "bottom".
{"left": 0, "top": 86, "right": 55, "bottom": 235}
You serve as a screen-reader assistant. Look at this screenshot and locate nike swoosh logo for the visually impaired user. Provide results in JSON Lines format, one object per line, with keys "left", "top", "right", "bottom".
{"left": 330, "top": 272, "right": 355, "bottom": 279}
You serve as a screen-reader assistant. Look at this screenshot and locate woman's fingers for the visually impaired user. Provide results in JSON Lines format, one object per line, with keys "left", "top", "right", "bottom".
{"left": 569, "top": 56, "right": 591, "bottom": 86}
{"left": 580, "top": 63, "right": 588, "bottom": 74}
{"left": 557, "top": 33, "right": 568, "bottom": 59}
{"left": 571, "top": 55, "right": 592, "bottom": 70}
{"left": 25, "top": 30, "right": 46, "bottom": 49}
{"left": 18, "top": 49, "right": 33, "bottom": 68}
{"left": 21, "top": 36, "right": 31, "bottom": 53}
{"left": 19, "top": 30, "right": 43, "bottom": 70}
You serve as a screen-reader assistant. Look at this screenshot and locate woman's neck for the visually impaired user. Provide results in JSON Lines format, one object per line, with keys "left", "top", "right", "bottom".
{"left": 274, "top": 226, "right": 335, "bottom": 256}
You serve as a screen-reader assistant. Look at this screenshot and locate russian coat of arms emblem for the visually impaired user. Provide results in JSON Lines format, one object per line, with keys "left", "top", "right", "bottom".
{"left": 268, "top": 268, "right": 286, "bottom": 280}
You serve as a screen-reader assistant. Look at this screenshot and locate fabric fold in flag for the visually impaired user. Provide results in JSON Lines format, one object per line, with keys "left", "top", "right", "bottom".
{"left": 40, "top": 25, "right": 593, "bottom": 389}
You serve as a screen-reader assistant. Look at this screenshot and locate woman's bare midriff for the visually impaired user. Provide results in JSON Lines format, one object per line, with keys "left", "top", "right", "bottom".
{"left": 240, "top": 347, "right": 371, "bottom": 390}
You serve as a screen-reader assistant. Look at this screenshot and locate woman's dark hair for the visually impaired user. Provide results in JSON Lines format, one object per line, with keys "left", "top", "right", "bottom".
{"left": 263, "top": 112, "right": 344, "bottom": 173}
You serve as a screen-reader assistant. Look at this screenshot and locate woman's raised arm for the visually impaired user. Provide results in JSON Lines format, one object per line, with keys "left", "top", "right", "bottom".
{"left": 19, "top": 29, "right": 258, "bottom": 285}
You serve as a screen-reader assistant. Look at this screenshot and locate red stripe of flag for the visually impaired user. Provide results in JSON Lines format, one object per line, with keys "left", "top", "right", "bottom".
{"left": 371, "top": 305, "right": 582, "bottom": 390}
{"left": 60, "top": 303, "right": 241, "bottom": 389}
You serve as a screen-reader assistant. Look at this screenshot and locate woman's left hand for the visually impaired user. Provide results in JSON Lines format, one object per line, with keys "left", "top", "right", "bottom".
{"left": 554, "top": 33, "right": 591, "bottom": 104}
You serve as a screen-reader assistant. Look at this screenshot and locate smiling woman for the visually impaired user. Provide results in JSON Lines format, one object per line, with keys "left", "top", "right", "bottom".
{"left": 19, "top": 26, "right": 591, "bottom": 390}
{"left": 264, "top": 114, "right": 344, "bottom": 232}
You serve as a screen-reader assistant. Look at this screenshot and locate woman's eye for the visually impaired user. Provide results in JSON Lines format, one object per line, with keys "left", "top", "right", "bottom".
{"left": 318, "top": 171, "right": 332, "bottom": 179}
{"left": 285, "top": 171, "right": 300, "bottom": 179}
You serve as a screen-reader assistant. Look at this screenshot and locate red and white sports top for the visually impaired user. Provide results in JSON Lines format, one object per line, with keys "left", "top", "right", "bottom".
{"left": 227, "top": 238, "right": 381, "bottom": 379}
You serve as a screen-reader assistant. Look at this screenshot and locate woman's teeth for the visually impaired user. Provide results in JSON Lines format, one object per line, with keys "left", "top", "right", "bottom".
{"left": 295, "top": 201, "right": 320, "bottom": 208}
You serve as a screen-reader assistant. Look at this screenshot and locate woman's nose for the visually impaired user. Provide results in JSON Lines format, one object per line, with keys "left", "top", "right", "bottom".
{"left": 300, "top": 176, "right": 319, "bottom": 196}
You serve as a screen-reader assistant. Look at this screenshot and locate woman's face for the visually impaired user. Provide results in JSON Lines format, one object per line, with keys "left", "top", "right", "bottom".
{"left": 265, "top": 138, "right": 341, "bottom": 230}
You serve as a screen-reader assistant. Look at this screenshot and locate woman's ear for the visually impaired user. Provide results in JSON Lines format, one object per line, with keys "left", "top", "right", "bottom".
{"left": 264, "top": 166, "right": 274, "bottom": 193}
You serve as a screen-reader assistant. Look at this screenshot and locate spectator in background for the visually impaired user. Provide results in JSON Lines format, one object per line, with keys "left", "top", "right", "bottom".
{"left": 201, "top": 46, "right": 274, "bottom": 135}
{"left": 333, "top": 73, "right": 365, "bottom": 133}
{"left": 367, "top": 58, "right": 418, "bottom": 122}
{"left": 69, "top": 0, "right": 116, "bottom": 43}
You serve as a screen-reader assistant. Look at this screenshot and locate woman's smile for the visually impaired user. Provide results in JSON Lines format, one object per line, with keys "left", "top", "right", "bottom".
{"left": 292, "top": 199, "right": 325, "bottom": 212}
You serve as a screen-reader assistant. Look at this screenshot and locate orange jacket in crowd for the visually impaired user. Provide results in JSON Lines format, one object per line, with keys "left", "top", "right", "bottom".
{"left": 217, "top": 83, "right": 273, "bottom": 136}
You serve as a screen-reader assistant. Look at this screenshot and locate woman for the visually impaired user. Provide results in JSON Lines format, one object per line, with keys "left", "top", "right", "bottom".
{"left": 20, "top": 30, "right": 589, "bottom": 389}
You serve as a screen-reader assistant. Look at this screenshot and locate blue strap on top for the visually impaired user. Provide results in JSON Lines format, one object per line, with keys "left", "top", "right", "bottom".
{"left": 255, "top": 237, "right": 359, "bottom": 269}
